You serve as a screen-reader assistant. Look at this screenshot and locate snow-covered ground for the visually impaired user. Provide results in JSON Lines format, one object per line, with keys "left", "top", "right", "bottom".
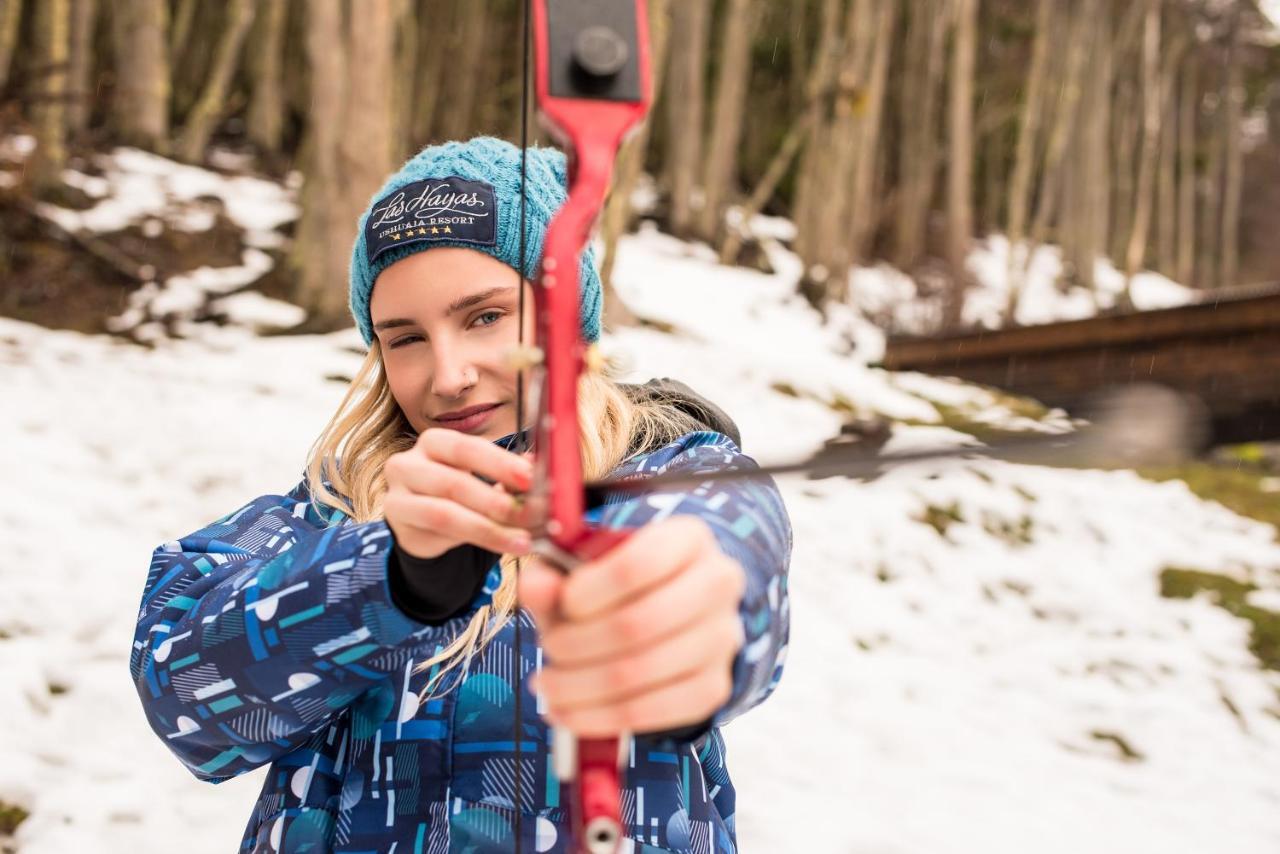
{"left": 842, "top": 235, "right": 1196, "bottom": 352}
{"left": 32, "top": 145, "right": 304, "bottom": 344}
{"left": 721, "top": 203, "right": 1198, "bottom": 363}
{"left": 2, "top": 149, "right": 1279, "bottom": 853}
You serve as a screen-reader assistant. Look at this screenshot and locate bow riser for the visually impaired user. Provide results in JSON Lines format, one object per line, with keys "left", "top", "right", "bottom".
{"left": 531, "top": 0, "right": 651, "bottom": 546}
{"left": 528, "top": 2, "right": 652, "bottom": 852}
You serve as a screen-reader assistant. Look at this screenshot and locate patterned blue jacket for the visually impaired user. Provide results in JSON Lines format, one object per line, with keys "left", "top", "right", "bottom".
{"left": 130, "top": 431, "right": 792, "bottom": 853}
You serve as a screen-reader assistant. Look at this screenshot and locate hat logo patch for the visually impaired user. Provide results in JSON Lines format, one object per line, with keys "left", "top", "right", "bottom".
{"left": 365, "top": 176, "right": 498, "bottom": 263}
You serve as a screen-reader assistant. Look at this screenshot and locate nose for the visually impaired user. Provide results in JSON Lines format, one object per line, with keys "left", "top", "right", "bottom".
{"left": 429, "top": 340, "right": 477, "bottom": 399}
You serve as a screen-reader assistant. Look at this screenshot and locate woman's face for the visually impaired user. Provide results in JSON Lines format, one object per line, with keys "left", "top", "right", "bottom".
{"left": 370, "top": 247, "right": 536, "bottom": 442}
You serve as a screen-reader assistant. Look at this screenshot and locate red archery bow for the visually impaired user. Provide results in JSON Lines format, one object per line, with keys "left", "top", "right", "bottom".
{"left": 516, "top": 1, "right": 652, "bottom": 852}
{"left": 511, "top": 7, "right": 1199, "bottom": 853}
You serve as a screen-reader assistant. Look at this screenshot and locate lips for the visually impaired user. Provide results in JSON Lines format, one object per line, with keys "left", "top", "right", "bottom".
{"left": 435, "top": 403, "right": 502, "bottom": 422}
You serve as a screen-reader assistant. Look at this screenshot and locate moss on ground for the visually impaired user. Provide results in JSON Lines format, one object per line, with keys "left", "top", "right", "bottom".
{"left": 1139, "top": 460, "right": 1280, "bottom": 535}
{"left": 917, "top": 502, "right": 964, "bottom": 537}
{"left": 894, "top": 397, "right": 1054, "bottom": 446}
{"left": 0, "top": 800, "right": 28, "bottom": 836}
{"left": 1089, "top": 730, "right": 1145, "bottom": 761}
{"left": 1160, "top": 567, "right": 1280, "bottom": 672}
{"left": 982, "top": 511, "right": 1035, "bottom": 546}
{"left": 770, "top": 381, "right": 800, "bottom": 399}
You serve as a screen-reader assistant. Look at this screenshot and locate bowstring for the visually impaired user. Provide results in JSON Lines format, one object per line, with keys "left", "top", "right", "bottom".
{"left": 512, "top": 0, "right": 531, "bottom": 849}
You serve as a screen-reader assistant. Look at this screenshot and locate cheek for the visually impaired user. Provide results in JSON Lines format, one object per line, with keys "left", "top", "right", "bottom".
{"left": 481, "top": 358, "right": 520, "bottom": 397}
{"left": 467, "top": 335, "right": 520, "bottom": 385}
{"left": 384, "top": 358, "right": 429, "bottom": 419}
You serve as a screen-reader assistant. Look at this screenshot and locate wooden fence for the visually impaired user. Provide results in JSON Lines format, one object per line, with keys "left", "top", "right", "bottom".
{"left": 883, "top": 283, "right": 1280, "bottom": 445}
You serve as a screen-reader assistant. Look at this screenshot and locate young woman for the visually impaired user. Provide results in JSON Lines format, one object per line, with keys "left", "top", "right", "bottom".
{"left": 131, "top": 136, "right": 792, "bottom": 853}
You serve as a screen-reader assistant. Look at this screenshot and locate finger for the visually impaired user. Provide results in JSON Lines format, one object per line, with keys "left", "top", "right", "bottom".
{"left": 540, "top": 553, "right": 743, "bottom": 666}
{"left": 517, "top": 556, "right": 565, "bottom": 630}
{"left": 396, "top": 457, "right": 527, "bottom": 527}
{"left": 416, "top": 428, "right": 533, "bottom": 494}
{"left": 387, "top": 491, "right": 533, "bottom": 556}
{"left": 559, "top": 516, "right": 715, "bottom": 621}
{"left": 539, "top": 611, "right": 741, "bottom": 711}
{"left": 544, "top": 660, "right": 734, "bottom": 739}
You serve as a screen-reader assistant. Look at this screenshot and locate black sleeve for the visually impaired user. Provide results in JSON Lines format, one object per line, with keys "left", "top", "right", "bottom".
{"left": 386, "top": 531, "right": 499, "bottom": 625}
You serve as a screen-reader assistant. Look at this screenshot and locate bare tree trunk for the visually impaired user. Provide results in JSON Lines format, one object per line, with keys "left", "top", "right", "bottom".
{"left": 1004, "top": 0, "right": 1052, "bottom": 294}
{"left": 0, "top": 0, "right": 21, "bottom": 92}
{"left": 788, "top": 0, "right": 807, "bottom": 110}
{"left": 1008, "top": 0, "right": 1091, "bottom": 321}
{"left": 294, "top": 0, "right": 403, "bottom": 328}
{"left": 1176, "top": 57, "right": 1197, "bottom": 286}
{"left": 282, "top": 1, "right": 309, "bottom": 120}
{"left": 1219, "top": 10, "right": 1244, "bottom": 290}
{"left": 893, "top": 1, "right": 929, "bottom": 264}
{"left": 67, "top": 0, "right": 98, "bottom": 140}
{"left": 1088, "top": 2, "right": 1114, "bottom": 285}
{"left": 1121, "top": 0, "right": 1162, "bottom": 303}
{"left": 809, "top": 0, "right": 873, "bottom": 294}
{"left": 111, "top": 0, "right": 170, "bottom": 150}
{"left": 503, "top": 12, "right": 527, "bottom": 148}
{"left": 792, "top": 0, "right": 843, "bottom": 267}
{"left": 294, "top": 0, "right": 351, "bottom": 327}
{"left": 1108, "top": 1, "right": 1145, "bottom": 265}
{"left": 389, "top": 0, "right": 416, "bottom": 161}
{"left": 31, "top": 0, "right": 71, "bottom": 193}
{"left": 1059, "top": 0, "right": 1100, "bottom": 290}
{"left": 722, "top": 0, "right": 842, "bottom": 266}
{"left": 1110, "top": 69, "right": 1137, "bottom": 264}
{"left": 342, "top": 1, "right": 396, "bottom": 171}
{"left": 1059, "top": 112, "right": 1084, "bottom": 286}
{"left": 1198, "top": 66, "right": 1223, "bottom": 291}
{"left": 438, "top": 0, "right": 487, "bottom": 140}
{"left": 1071, "top": 0, "right": 1113, "bottom": 292}
{"left": 1155, "top": 43, "right": 1179, "bottom": 277}
{"left": 980, "top": 114, "right": 1005, "bottom": 233}
{"left": 793, "top": 0, "right": 844, "bottom": 270}
{"left": 944, "top": 0, "right": 977, "bottom": 329}
{"left": 175, "top": 0, "right": 255, "bottom": 163}
{"left": 846, "top": 0, "right": 896, "bottom": 273}
{"left": 892, "top": 0, "right": 947, "bottom": 270}
{"left": 663, "top": 0, "right": 710, "bottom": 238}
{"left": 699, "top": 0, "right": 758, "bottom": 243}
{"left": 247, "top": 0, "right": 289, "bottom": 155}
{"left": 409, "top": 0, "right": 449, "bottom": 149}
{"left": 170, "top": 0, "right": 196, "bottom": 59}
{"left": 474, "top": 9, "right": 513, "bottom": 137}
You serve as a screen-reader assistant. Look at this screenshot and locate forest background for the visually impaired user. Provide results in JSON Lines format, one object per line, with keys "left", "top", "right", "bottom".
{"left": 4, "top": 0, "right": 1279, "bottom": 337}
{"left": 4, "top": 4, "right": 1280, "bottom": 850}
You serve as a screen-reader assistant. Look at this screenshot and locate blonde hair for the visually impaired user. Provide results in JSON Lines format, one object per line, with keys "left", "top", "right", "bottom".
{"left": 303, "top": 341, "right": 704, "bottom": 705}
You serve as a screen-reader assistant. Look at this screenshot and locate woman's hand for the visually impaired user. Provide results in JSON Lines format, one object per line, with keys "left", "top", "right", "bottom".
{"left": 384, "top": 428, "right": 535, "bottom": 559}
{"left": 519, "top": 516, "right": 747, "bottom": 738}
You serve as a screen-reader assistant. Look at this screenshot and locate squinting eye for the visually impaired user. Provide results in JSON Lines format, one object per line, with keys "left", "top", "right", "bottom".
{"left": 388, "top": 335, "right": 421, "bottom": 349}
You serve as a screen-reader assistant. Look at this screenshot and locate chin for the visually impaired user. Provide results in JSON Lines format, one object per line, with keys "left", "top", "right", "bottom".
{"left": 486, "top": 422, "right": 518, "bottom": 442}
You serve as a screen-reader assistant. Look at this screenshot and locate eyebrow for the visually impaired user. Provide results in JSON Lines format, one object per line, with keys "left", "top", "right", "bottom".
{"left": 372, "top": 286, "right": 517, "bottom": 333}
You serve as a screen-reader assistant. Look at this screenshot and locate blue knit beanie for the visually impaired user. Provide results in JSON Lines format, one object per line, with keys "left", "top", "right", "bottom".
{"left": 348, "top": 136, "right": 602, "bottom": 348}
